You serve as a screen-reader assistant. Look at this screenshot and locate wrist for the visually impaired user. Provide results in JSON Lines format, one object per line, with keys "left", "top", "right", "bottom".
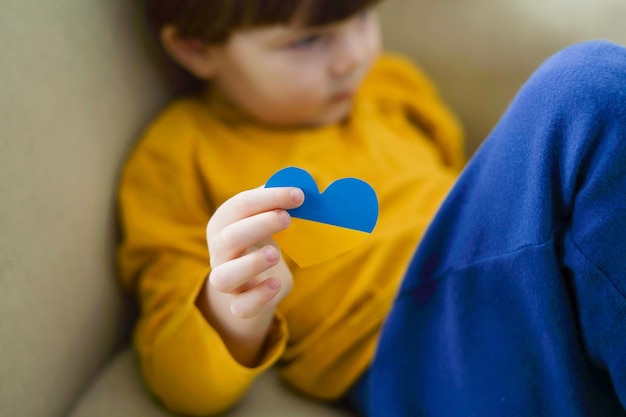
{"left": 196, "top": 278, "right": 275, "bottom": 367}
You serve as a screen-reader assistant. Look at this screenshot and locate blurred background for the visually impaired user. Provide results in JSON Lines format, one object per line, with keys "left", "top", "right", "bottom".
{"left": 379, "top": 0, "right": 626, "bottom": 152}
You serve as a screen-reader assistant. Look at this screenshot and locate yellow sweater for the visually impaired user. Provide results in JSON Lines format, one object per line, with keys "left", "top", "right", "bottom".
{"left": 117, "top": 54, "right": 465, "bottom": 415}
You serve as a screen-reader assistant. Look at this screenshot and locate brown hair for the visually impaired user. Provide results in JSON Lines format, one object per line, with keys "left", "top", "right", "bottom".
{"left": 147, "top": 0, "right": 383, "bottom": 44}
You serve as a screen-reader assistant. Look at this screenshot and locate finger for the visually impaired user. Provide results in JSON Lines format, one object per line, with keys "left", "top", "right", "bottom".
{"left": 209, "top": 245, "right": 280, "bottom": 294}
{"left": 208, "top": 187, "right": 304, "bottom": 235}
{"left": 230, "top": 277, "right": 282, "bottom": 319}
{"left": 209, "top": 210, "right": 289, "bottom": 265}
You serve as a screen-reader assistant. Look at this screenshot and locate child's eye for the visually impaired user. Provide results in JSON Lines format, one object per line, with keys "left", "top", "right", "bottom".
{"left": 355, "top": 8, "right": 372, "bottom": 25}
{"left": 290, "top": 34, "right": 323, "bottom": 49}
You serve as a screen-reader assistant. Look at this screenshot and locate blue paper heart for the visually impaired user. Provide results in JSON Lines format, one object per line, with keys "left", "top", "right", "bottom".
{"left": 265, "top": 167, "right": 378, "bottom": 232}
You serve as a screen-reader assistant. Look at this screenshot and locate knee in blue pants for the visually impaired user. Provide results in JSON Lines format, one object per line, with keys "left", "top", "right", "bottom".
{"left": 361, "top": 41, "right": 626, "bottom": 417}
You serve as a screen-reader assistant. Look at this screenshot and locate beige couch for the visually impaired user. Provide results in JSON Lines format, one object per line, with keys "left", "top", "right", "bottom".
{"left": 1, "top": 1, "right": 625, "bottom": 416}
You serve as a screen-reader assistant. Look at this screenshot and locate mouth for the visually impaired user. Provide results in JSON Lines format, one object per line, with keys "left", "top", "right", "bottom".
{"left": 330, "top": 90, "right": 356, "bottom": 103}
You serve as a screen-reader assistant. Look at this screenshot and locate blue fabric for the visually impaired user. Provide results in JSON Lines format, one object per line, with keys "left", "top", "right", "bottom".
{"left": 352, "top": 41, "right": 626, "bottom": 416}
{"left": 345, "top": 369, "right": 371, "bottom": 416}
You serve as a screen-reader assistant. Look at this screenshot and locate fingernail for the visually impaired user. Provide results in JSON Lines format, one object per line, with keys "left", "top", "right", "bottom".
{"left": 267, "top": 278, "right": 280, "bottom": 291}
{"left": 265, "top": 246, "right": 278, "bottom": 262}
{"left": 290, "top": 188, "right": 304, "bottom": 204}
{"left": 279, "top": 210, "right": 291, "bottom": 227}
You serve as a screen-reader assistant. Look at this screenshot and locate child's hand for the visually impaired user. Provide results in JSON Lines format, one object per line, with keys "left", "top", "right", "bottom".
{"left": 199, "top": 186, "right": 304, "bottom": 366}
{"left": 206, "top": 187, "right": 304, "bottom": 319}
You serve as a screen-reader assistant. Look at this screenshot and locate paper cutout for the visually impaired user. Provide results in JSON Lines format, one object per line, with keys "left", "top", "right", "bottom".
{"left": 265, "top": 167, "right": 378, "bottom": 267}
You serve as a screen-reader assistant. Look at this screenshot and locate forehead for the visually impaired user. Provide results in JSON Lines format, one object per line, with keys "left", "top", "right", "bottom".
{"left": 233, "top": 12, "right": 355, "bottom": 44}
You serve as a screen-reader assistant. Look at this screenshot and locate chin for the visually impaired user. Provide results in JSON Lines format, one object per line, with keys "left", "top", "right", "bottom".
{"left": 261, "top": 101, "right": 353, "bottom": 128}
{"left": 315, "top": 102, "right": 354, "bottom": 126}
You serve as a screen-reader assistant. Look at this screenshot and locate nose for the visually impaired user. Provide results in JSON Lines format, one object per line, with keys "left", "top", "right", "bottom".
{"left": 330, "top": 30, "right": 365, "bottom": 78}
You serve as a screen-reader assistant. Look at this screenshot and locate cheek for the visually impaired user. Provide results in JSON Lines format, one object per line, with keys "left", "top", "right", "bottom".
{"left": 369, "top": 34, "right": 382, "bottom": 58}
{"left": 265, "top": 66, "right": 327, "bottom": 103}
{"left": 362, "top": 17, "right": 383, "bottom": 62}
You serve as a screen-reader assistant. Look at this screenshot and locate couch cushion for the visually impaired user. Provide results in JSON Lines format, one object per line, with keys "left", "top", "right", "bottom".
{"left": 0, "top": 1, "right": 169, "bottom": 415}
{"left": 68, "top": 348, "right": 354, "bottom": 417}
{"left": 379, "top": 0, "right": 626, "bottom": 153}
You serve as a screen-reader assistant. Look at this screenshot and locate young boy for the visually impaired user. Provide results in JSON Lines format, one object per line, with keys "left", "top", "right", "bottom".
{"left": 118, "top": 1, "right": 626, "bottom": 416}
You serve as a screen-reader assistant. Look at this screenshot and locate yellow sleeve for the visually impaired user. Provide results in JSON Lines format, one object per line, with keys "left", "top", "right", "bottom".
{"left": 364, "top": 53, "right": 467, "bottom": 171}
{"left": 117, "top": 106, "right": 288, "bottom": 416}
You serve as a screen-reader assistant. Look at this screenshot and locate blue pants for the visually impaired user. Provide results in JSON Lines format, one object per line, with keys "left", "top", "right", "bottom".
{"left": 348, "top": 40, "right": 626, "bottom": 416}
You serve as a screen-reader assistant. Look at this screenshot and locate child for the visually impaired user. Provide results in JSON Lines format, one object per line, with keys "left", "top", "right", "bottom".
{"left": 118, "top": 1, "right": 626, "bottom": 416}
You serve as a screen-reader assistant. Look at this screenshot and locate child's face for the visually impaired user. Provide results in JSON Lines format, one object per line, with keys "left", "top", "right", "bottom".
{"left": 209, "top": 10, "right": 381, "bottom": 127}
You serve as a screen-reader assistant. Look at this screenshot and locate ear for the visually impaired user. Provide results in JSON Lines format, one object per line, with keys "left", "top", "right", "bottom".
{"left": 160, "top": 26, "right": 218, "bottom": 79}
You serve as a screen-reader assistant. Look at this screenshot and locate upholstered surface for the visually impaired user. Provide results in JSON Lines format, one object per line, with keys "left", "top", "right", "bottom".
{"left": 1, "top": 0, "right": 625, "bottom": 416}
{"left": 379, "top": 0, "right": 626, "bottom": 152}
{"left": 0, "top": 1, "right": 167, "bottom": 416}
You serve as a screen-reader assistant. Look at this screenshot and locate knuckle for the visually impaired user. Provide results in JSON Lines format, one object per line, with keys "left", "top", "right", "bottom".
{"left": 266, "top": 210, "right": 287, "bottom": 234}
{"left": 206, "top": 233, "right": 218, "bottom": 257}
{"left": 249, "top": 251, "right": 266, "bottom": 273}
{"left": 271, "top": 188, "right": 284, "bottom": 207}
{"left": 231, "top": 300, "right": 255, "bottom": 319}
{"left": 206, "top": 207, "right": 224, "bottom": 237}
{"left": 215, "top": 227, "right": 237, "bottom": 255}
{"left": 233, "top": 191, "right": 254, "bottom": 214}
{"left": 205, "top": 220, "right": 212, "bottom": 238}
{"left": 206, "top": 222, "right": 220, "bottom": 246}
{"left": 209, "top": 268, "right": 231, "bottom": 293}
{"left": 259, "top": 214, "right": 275, "bottom": 236}
{"left": 206, "top": 216, "right": 215, "bottom": 236}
